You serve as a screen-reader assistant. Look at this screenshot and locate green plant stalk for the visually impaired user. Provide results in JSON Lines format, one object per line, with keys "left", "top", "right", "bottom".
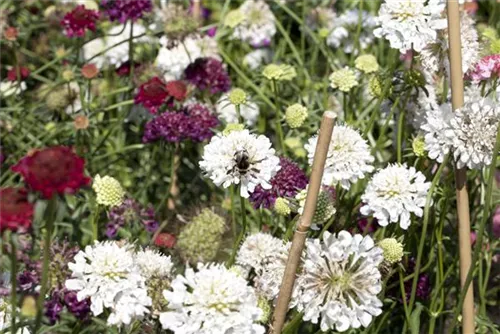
{"left": 92, "top": 205, "right": 101, "bottom": 241}
{"left": 230, "top": 186, "right": 237, "bottom": 238}
{"left": 397, "top": 110, "right": 405, "bottom": 163}
{"left": 272, "top": 80, "right": 286, "bottom": 156}
{"left": 10, "top": 234, "right": 17, "bottom": 334}
{"left": 274, "top": 18, "right": 310, "bottom": 81}
{"left": 407, "top": 156, "right": 449, "bottom": 317}
{"left": 399, "top": 267, "right": 411, "bottom": 326}
{"left": 227, "top": 192, "right": 247, "bottom": 266}
{"left": 450, "top": 123, "right": 500, "bottom": 331}
{"left": 235, "top": 105, "right": 242, "bottom": 124}
{"left": 34, "top": 197, "right": 58, "bottom": 332}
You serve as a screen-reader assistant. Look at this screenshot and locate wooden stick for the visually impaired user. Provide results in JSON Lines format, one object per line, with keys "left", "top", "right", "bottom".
{"left": 270, "top": 112, "right": 336, "bottom": 334}
{"left": 192, "top": 0, "right": 202, "bottom": 21}
{"left": 447, "top": 1, "right": 475, "bottom": 333}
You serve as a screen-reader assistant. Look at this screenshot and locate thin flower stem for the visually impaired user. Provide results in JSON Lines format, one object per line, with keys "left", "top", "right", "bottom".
{"left": 230, "top": 186, "right": 237, "bottom": 238}
{"left": 272, "top": 80, "right": 286, "bottom": 156}
{"left": 450, "top": 123, "right": 500, "bottom": 331}
{"left": 236, "top": 105, "right": 242, "bottom": 124}
{"left": 228, "top": 189, "right": 247, "bottom": 266}
{"left": 397, "top": 109, "right": 405, "bottom": 163}
{"left": 10, "top": 234, "right": 17, "bottom": 334}
{"left": 407, "top": 156, "right": 448, "bottom": 318}
{"left": 92, "top": 205, "right": 101, "bottom": 241}
{"left": 34, "top": 197, "right": 58, "bottom": 332}
{"left": 399, "top": 267, "right": 411, "bottom": 326}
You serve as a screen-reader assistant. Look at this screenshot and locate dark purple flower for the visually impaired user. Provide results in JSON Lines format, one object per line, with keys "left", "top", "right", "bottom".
{"left": 206, "top": 27, "right": 217, "bottom": 37}
{"left": 357, "top": 217, "right": 379, "bottom": 234}
{"left": 134, "top": 77, "right": 169, "bottom": 114}
{"left": 61, "top": 5, "right": 100, "bottom": 38}
{"left": 404, "top": 258, "right": 431, "bottom": 300}
{"left": 17, "top": 269, "right": 39, "bottom": 292}
{"left": 45, "top": 293, "right": 64, "bottom": 324}
{"left": 184, "top": 57, "right": 231, "bottom": 94}
{"left": 250, "top": 157, "right": 308, "bottom": 209}
{"left": 106, "top": 198, "right": 158, "bottom": 238}
{"left": 185, "top": 103, "right": 219, "bottom": 142}
{"left": 101, "top": 0, "right": 152, "bottom": 23}
{"left": 64, "top": 290, "right": 91, "bottom": 319}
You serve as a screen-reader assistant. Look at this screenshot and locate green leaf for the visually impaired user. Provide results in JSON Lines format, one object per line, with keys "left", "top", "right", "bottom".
{"left": 409, "top": 302, "right": 424, "bottom": 334}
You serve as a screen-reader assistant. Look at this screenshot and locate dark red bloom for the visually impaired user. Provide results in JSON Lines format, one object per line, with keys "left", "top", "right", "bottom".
{"left": 116, "top": 61, "right": 139, "bottom": 77}
{"left": 7, "top": 67, "right": 30, "bottom": 82}
{"left": 0, "top": 187, "right": 34, "bottom": 233}
{"left": 134, "top": 77, "right": 169, "bottom": 114}
{"left": 184, "top": 57, "right": 231, "bottom": 94}
{"left": 11, "top": 146, "right": 91, "bottom": 199}
{"left": 101, "top": 0, "right": 152, "bottom": 23}
{"left": 61, "top": 5, "right": 100, "bottom": 38}
{"left": 154, "top": 232, "right": 176, "bottom": 249}
{"left": 166, "top": 80, "right": 188, "bottom": 101}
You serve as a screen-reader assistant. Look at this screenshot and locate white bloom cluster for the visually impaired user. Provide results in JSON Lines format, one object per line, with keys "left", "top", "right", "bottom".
{"left": 361, "top": 164, "right": 430, "bottom": 229}
{"left": 0, "top": 299, "right": 30, "bottom": 334}
{"left": 159, "top": 263, "right": 265, "bottom": 334}
{"left": 216, "top": 94, "right": 260, "bottom": 126}
{"left": 65, "top": 242, "right": 173, "bottom": 326}
{"left": 0, "top": 81, "right": 26, "bottom": 98}
{"left": 231, "top": 0, "right": 276, "bottom": 47}
{"left": 156, "top": 34, "right": 219, "bottom": 80}
{"left": 243, "top": 48, "right": 273, "bottom": 70}
{"left": 419, "top": 13, "right": 479, "bottom": 76}
{"left": 374, "top": 0, "right": 447, "bottom": 53}
{"left": 83, "top": 23, "right": 151, "bottom": 68}
{"left": 327, "top": 10, "right": 377, "bottom": 54}
{"left": 296, "top": 231, "right": 383, "bottom": 332}
{"left": 200, "top": 130, "right": 280, "bottom": 198}
{"left": 422, "top": 93, "right": 500, "bottom": 169}
{"left": 305, "top": 125, "right": 374, "bottom": 190}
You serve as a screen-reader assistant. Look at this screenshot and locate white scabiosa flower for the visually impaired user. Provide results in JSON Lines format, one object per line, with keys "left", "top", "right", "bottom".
{"left": 236, "top": 232, "right": 288, "bottom": 273}
{"left": 296, "top": 231, "right": 384, "bottom": 332}
{"left": 156, "top": 35, "right": 219, "bottom": 80}
{"left": 231, "top": 0, "right": 276, "bottom": 47}
{"left": 305, "top": 125, "right": 374, "bottom": 190}
{"left": 421, "top": 102, "right": 455, "bottom": 163}
{"left": 65, "top": 241, "right": 151, "bottom": 326}
{"left": 327, "top": 9, "right": 377, "bottom": 54}
{"left": 159, "top": 263, "right": 265, "bottom": 334}
{"left": 135, "top": 248, "right": 173, "bottom": 279}
{"left": 449, "top": 97, "right": 500, "bottom": 169}
{"left": 0, "top": 80, "right": 26, "bottom": 97}
{"left": 243, "top": 48, "right": 273, "bottom": 70}
{"left": 360, "top": 164, "right": 430, "bottom": 229}
{"left": 374, "top": 0, "right": 447, "bottom": 53}
{"left": 216, "top": 94, "right": 260, "bottom": 126}
{"left": 199, "top": 130, "right": 280, "bottom": 198}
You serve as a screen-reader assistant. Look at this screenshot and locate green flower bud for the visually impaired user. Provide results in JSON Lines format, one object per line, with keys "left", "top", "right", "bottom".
{"left": 285, "top": 104, "right": 308, "bottom": 129}
{"left": 257, "top": 297, "right": 272, "bottom": 324}
{"left": 412, "top": 136, "right": 426, "bottom": 157}
{"left": 92, "top": 174, "right": 125, "bottom": 207}
{"left": 355, "top": 54, "right": 379, "bottom": 74}
{"left": 329, "top": 67, "right": 358, "bottom": 92}
{"left": 224, "top": 9, "right": 245, "bottom": 28}
{"left": 223, "top": 123, "right": 245, "bottom": 136}
{"left": 262, "top": 64, "right": 297, "bottom": 81}
{"left": 378, "top": 238, "right": 404, "bottom": 264}
{"left": 228, "top": 88, "right": 247, "bottom": 106}
{"left": 274, "top": 197, "right": 291, "bottom": 216}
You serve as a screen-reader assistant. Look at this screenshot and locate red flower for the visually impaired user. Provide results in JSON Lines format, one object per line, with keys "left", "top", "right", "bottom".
{"left": 166, "top": 80, "right": 187, "bottom": 101}
{"left": 7, "top": 67, "right": 30, "bottom": 82}
{"left": 61, "top": 5, "right": 100, "bottom": 38}
{"left": 11, "top": 146, "right": 91, "bottom": 199}
{"left": 134, "top": 77, "right": 169, "bottom": 114}
{"left": 154, "top": 233, "right": 176, "bottom": 249}
{"left": 0, "top": 187, "right": 34, "bottom": 233}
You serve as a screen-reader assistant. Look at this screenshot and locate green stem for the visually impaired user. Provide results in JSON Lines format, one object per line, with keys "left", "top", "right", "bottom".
{"left": 34, "top": 197, "right": 58, "bottom": 332}
{"left": 451, "top": 123, "right": 500, "bottom": 331}
{"left": 230, "top": 186, "right": 237, "bottom": 238}
{"left": 397, "top": 110, "right": 405, "bottom": 163}
{"left": 399, "top": 268, "right": 411, "bottom": 326}
{"left": 228, "top": 190, "right": 247, "bottom": 266}
{"left": 92, "top": 205, "right": 101, "bottom": 241}
{"left": 235, "top": 104, "right": 242, "bottom": 124}
{"left": 407, "top": 157, "right": 449, "bottom": 317}
{"left": 272, "top": 80, "right": 286, "bottom": 156}
{"left": 10, "top": 235, "right": 17, "bottom": 334}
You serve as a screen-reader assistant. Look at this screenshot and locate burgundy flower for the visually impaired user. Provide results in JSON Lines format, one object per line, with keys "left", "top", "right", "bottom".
{"left": 17, "top": 269, "right": 39, "bottom": 292}
{"left": 64, "top": 290, "right": 91, "bottom": 319}
{"left": 357, "top": 217, "right": 379, "bottom": 234}
{"left": 7, "top": 67, "right": 30, "bottom": 82}
{"left": 106, "top": 198, "right": 158, "bottom": 238}
{"left": 154, "top": 232, "right": 176, "bottom": 249}
{"left": 134, "top": 77, "right": 169, "bottom": 114}
{"left": 185, "top": 103, "right": 219, "bottom": 142}
{"left": 404, "top": 258, "right": 431, "bottom": 301}
{"left": 0, "top": 187, "right": 34, "bottom": 233}
{"left": 166, "top": 80, "right": 188, "bottom": 101}
{"left": 61, "top": 5, "right": 100, "bottom": 38}
{"left": 101, "top": 0, "right": 152, "bottom": 23}
{"left": 250, "top": 157, "right": 308, "bottom": 209}
{"left": 45, "top": 293, "right": 64, "bottom": 325}
{"left": 11, "top": 146, "right": 91, "bottom": 199}
{"left": 116, "top": 61, "right": 139, "bottom": 77}
{"left": 184, "top": 57, "right": 231, "bottom": 94}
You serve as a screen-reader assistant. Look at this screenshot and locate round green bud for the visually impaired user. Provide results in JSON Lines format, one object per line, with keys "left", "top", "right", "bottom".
{"left": 379, "top": 238, "right": 404, "bottom": 264}
{"left": 223, "top": 123, "right": 245, "bottom": 136}
{"left": 274, "top": 197, "right": 291, "bottom": 216}
{"left": 92, "top": 174, "right": 125, "bottom": 207}
{"left": 228, "top": 88, "right": 247, "bottom": 106}
{"left": 262, "top": 64, "right": 297, "bottom": 81}
{"left": 285, "top": 104, "right": 308, "bottom": 129}
{"left": 329, "top": 67, "right": 358, "bottom": 92}
{"left": 412, "top": 136, "right": 426, "bottom": 157}
{"left": 355, "top": 54, "right": 379, "bottom": 74}
{"left": 224, "top": 9, "right": 245, "bottom": 28}
{"left": 257, "top": 297, "right": 272, "bottom": 324}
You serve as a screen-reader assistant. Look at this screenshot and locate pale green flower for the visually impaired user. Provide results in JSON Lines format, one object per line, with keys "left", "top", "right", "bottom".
{"left": 274, "top": 197, "right": 291, "bottom": 216}
{"left": 378, "top": 238, "right": 404, "bottom": 264}
{"left": 228, "top": 88, "right": 247, "bottom": 106}
{"left": 92, "top": 174, "right": 125, "bottom": 207}
{"left": 285, "top": 104, "right": 308, "bottom": 128}
{"left": 329, "top": 67, "right": 358, "bottom": 92}
{"left": 355, "top": 54, "right": 379, "bottom": 74}
{"left": 262, "top": 64, "right": 297, "bottom": 81}
{"left": 224, "top": 9, "right": 245, "bottom": 28}
{"left": 223, "top": 123, "right": 245, "bottom": 136}
{"left": 412, "top": 136, "right": 426, "bottom": 157}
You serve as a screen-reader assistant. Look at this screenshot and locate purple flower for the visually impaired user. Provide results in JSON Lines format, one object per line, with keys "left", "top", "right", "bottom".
{"left": 357, "top": 217, "right": 379, "bottom": 234}
{"left": 250, "top": 157, "right": 308, "bottom": 209}
{"left": 206, "top": 27, "right": 217, "bottom": 37}
{"left": 185, "top": 103, "right": 219, "bottom": 142}
{"left": 17, "top": 269, "right": 39, "bottom": 292}
{"left": 64, "top": 290, "right": 91, "bottom": 320}
{"left": 45, "top": 293, "right": 64, "bottom": 324}
{"left": 184, "top": 57, "right": 231, "bottom": 94}
{"left": 61, "top": 5, "right": 100, "bottom": 38}
{"left": 101, "top": 0, "right": 152, "bottom": 23}
{"left": 404, "top": 258, "right": 431, "bottom": 301}
{"left": 106, "top": 198, "right": 158, "bottom": 238}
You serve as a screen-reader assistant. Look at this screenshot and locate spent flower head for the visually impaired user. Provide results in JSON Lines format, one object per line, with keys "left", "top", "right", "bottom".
{"left": 329, "top": 67, "right": 358, "bottom": 92}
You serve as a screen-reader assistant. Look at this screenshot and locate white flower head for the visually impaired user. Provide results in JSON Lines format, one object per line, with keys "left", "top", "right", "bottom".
{"left": 374, "top": 0, "right": 447, "bottom": 53}
{"left": 83, "top": 23, "right": 152, "bottom": 68}
{"left": 422, "top": 102, "right": 455, "bottom": 163}
{"left": 243, "top": 48, "right": 273, "bottom": 70}
{"left": 296, "top": 231, "right": 384, "bottom": 332}
{"left": 236, "top": 232, "right": 288, "bottom": 273}
{"left": 0, "top": 80, "right": 26, "bottom": 97}
{"left": 156, "top": 34, "right": 219, "bottom": 80}
{"left": 231, "top": 0, "right": 276, "bottom": 47}
{"left": 216, "top": 94, "right": 260, "bottom": 127}
{"left": 160, "top": 263, "right": 265, "bottom": 334}
{"left": 361, "top": 164, "right": 431, "bottom": 229}
{"left": 450, "top": 97, "right": 500, "bottom": 169}
{"left": 305, "top": 125, "right": 374, "bottom": 190}
{"left": 327, "top": 9, "right": 377, "bottom": 54}
{"left": 65, "top": 241, "right": 151, "bottom": 326}
{"left": 135, "top": 248, "right": 174, "bottom": 279}
{"left": 200, "top": 130, "right": 280, "bottom": 198}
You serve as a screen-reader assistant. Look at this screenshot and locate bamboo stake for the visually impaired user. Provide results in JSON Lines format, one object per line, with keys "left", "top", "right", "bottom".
{"left": 270, "top": 112, "right": 336, "bottom": 334}
{"left": 192, "top": 0, "right": 202, "bottom": 21}
{"left": 447, "top": 1, "right": 475, "bottom": 333}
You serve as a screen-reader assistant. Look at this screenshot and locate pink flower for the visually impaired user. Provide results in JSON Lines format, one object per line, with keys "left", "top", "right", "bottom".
{"left": 467, "top": 54, "right": 500, "bottom": 83}
{"left": 61, "top": 5, "right": 100, "bottom": 38}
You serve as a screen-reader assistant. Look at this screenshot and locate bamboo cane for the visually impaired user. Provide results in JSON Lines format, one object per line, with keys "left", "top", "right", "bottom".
{"left": 192, "top": 0, "right": 202, "bottom": 21}
{"left": 447, "top": 1, "right": 475, "bottom": 333}
{"left": 270, "top": 112, "right": 336, "bottom": 334}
